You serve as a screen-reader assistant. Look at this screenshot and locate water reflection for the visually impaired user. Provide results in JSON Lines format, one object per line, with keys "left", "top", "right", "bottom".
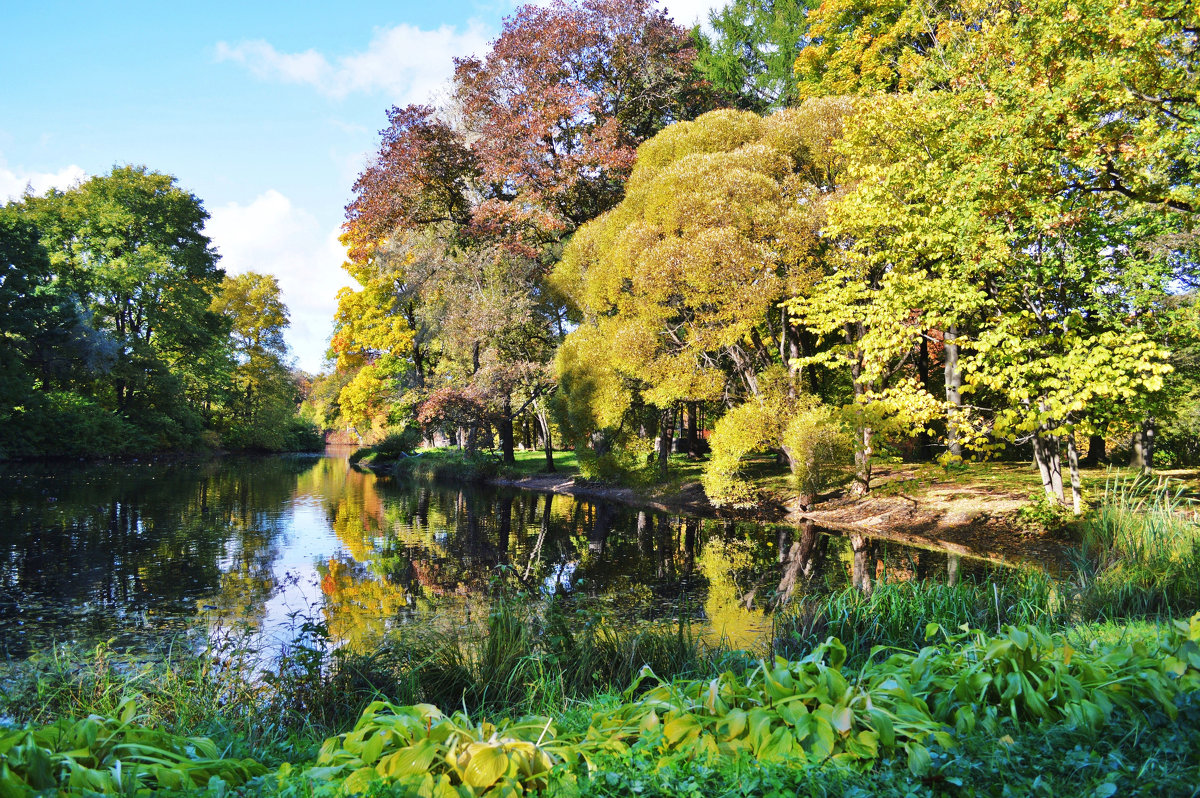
{"left": 0, "top": 453, "right": 1005, "bottom": 659}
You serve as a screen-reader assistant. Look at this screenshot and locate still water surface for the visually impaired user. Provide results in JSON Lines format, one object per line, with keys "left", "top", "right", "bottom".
{"left": 0, "top": 450, "right": 1004, "bottom": 660}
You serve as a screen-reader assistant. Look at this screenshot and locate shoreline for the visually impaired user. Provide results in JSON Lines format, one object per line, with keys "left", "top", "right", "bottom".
{"left": 481, "top": 469, "right": 1069, "bottom": 569}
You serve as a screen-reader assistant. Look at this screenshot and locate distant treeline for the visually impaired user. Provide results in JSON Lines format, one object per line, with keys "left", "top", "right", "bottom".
{"left": 0, "top": 165, "right": 321, "bottom": 457}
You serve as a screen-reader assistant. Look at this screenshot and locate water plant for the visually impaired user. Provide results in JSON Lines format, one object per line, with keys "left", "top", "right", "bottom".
{"left": 1073, "top": 471, "right": 1200, "bottom": 618}
{"left": 775, "top": 572, "right": 1063, "bottom": 667}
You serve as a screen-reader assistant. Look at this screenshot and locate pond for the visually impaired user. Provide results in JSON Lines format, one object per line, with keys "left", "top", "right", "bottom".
{"left": 0, "top": 450, "right": 1010, "bottom": 660}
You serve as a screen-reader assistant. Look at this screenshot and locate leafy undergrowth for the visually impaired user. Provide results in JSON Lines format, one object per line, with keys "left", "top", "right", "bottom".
{"left": 4, "top": 615, "right": 1198, "bottom": 796}
{"left": 577, "top": 693, "right": 1200, "bottom": 797}
{"left": 0, "top": 699, "right": 266, "bottom": 795}
{"left": 266, "top": 613, "right": 1200, "bottom": 796}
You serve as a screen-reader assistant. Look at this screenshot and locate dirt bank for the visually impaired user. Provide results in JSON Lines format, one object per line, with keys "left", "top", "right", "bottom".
{"left": 486, "top": 473, "right": 717, "bottom": 517}
{"left": 487, "top": 466, "right": 1070, "bottom": 569}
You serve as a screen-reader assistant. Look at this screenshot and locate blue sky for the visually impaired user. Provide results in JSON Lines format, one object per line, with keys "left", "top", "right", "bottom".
{"left": 0, "top": 0, "right": 719, "bottom": 371}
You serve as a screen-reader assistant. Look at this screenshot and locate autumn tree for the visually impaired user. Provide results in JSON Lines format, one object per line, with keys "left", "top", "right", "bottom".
{"left": 343, "top": 106, "right": 478, "bottom": 263}
{"left": 454, "top": 0, "right": 712, "bottom": 246}
{"left": 553, "top": 102, "right": 853, "bottom": 480}
{"left": 336, "top": 0, "right": 715, "bottom": 465}
{"left": 797, "top": 0, "right": 1199, "bottom": 501}
{"left": 792, "top": 0, "right": 975, "bottom": 97}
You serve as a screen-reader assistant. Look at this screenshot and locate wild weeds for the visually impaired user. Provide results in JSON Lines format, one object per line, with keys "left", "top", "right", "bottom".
{"left": 1072, "top": 471, "right": 1200, "bottom": 619}
{"left": 0, "top": 632, "right": 290, "bottom": 761}
{"left": 775, "top": 572, "right": 1063, "bottom": 666}
{"left": 348, "top": 594, "right": 722, "bottom": 716}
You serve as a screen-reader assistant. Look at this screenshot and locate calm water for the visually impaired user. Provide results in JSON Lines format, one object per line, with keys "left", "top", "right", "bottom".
{"left": 0, "top": 451, "right": 1004, "bottom": 659}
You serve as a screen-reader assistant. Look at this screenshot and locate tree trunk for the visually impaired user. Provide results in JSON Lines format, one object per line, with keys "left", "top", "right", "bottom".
{"left": 657, "top": 405, "right": 676, "bottom": 479}
{"left": 1066, "top": 431, "right": 1082, "bottom": 515}
{"left": 637, "top": 511, "right": 651, "bottom": 556}
{"left": 1129, "top": 417, "right": 1156, "bottom": 473}
{"left": 781, "top": 307, "right": 799, "bottom": 397}
{"left": 499, "top": 394, "right": 515, "bottom": 464}
{"left": 537, "top": 404, "right": 555, "bottom": 473}
{"left": 772, "top": 522, "right": 823, "bottom": 608}
{"left": 944, "top": 324, "right": 963, "bottom": 459}
{"left": 847, "top": 322, "right": 872, "bottom": 494}
{"left": 854, "top": 424, "right": 874, "bottom": 495}
{"left": 497, "top": 495, "right": 513, "bottom": 558}
{"left": 797, "top": 327, "right": 821, "bottom": 394}
{"left": 412, "top": 339, "right": 426, "bottom": 388}
{"left": 1032, "top": 431, "right": 1065, "bottom": 503}
{"left": 685, "top": 402, "right": 699, "bottom": 459}
{"left": 916, "top": 332, "right": 932, "bottom": 461}
{"left": 850, "top": 534, "right": 875, "bottom": 596}
{"left": 1082, "top": 432, "right": 1106, "bottom": 467}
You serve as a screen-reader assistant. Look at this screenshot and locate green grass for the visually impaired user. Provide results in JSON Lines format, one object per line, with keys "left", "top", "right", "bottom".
{"left": 496, "top": 448, "right": 580, "bottom": 478}
{"left": 775, "top": 572, "right": 1065, "bottom": 667}
{"left": 1071, "top": 471, "right": 1200, "bottom": 619}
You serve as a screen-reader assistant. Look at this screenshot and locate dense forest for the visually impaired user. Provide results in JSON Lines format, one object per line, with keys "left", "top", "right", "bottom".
{"left": 309, "top": 0, "right": 1200, "bottom": 512}
{"left": 0, "top": 166, "right": 322, "bottom": 457}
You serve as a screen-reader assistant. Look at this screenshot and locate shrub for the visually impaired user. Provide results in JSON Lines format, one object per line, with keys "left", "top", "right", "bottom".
{"left": 576, "top": 436, "right": 654, "bottom": 485}
{"left": 35, "top": 392, "right": 134, "bottom": 457}
{"left": 373, "top": 426, "right": 422, "bottom": 458}
{"left": 702, "top": 399, "right": 784, "bottom": 506}
{"left": 781, "top": 403, "right": 852, "bottom": 509}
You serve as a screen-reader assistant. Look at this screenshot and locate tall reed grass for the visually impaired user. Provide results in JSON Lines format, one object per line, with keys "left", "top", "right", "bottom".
{"left": 1072, "top": 471, "right": 1200, "bottom": 619}
{"left": 775, "top": 571, "right": 1063, "bottom": 666}
{"left": 317, "top": 594, "right": 725, "bottom": 716}
{"left": 1, "top": 592, "right": 726, "bottom": 760}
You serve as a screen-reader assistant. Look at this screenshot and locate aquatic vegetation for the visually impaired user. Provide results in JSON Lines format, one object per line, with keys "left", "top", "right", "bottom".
{"left": 775, "top": 573, "right": 1063, "bottom": 667}
{"left": 1073, "top": 472, "right": 1200, "bottom": 618}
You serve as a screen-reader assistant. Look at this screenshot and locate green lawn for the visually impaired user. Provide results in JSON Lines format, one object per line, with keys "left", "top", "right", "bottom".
{"left": 500, "top": 448, "right": 581, "bottom": 477}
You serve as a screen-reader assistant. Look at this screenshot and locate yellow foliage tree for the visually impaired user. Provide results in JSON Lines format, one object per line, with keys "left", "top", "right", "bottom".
{"left": 553, "top": 101, "right": 854, "bottom": 478}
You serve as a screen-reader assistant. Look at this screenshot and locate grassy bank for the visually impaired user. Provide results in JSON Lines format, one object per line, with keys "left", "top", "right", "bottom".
{"left": 352, "top": 446, "right": 582, "bottom": 484}
{"left": 2, "top": 605, "right": 1198, "bottom": 796}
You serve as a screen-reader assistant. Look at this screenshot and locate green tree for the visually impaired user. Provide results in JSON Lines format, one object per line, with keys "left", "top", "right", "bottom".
{"left": 210, "top": 272, "right": 306, "bottom": 449}
{"left": 22, "top": 166, "right": 227, "bottom": 443}
{"left": 696, "top": 0, "right": 815, "bottom": 111}
{"left": 797, "top": 0, "right": 1199, "bottom": 503}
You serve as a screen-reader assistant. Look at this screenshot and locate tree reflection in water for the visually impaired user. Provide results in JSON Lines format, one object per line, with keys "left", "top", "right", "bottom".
{"left": 0, "top": 453, "right": 1009, "bottom": 660}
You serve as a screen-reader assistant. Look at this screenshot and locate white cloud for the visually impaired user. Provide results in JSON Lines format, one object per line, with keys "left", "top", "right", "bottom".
{"left": 0, "top": 160, "right": 86, "bottom": 202}
{"left": 215, "top": 21, "right": 492, "bottom": 104}
{"left": 205, "top": 190, "right": 353, "bottom": 373}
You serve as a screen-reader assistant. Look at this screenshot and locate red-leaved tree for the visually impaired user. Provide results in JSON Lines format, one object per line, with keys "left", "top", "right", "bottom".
{"left": 454, "top": 0, "right": 711, "bottom": 248}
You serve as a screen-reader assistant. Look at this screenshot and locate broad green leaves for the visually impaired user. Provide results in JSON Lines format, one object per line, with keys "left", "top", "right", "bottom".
{"left": 10, "top": 616, "right": 1200, "bottom": 795}
{"left": 303, "top": 702, "right": 563, "bottom": 797}
{"left": 0, "top": 701, "right": 266, "bottom": 796}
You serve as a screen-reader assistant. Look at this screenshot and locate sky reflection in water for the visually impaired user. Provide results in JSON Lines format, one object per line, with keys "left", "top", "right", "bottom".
{"left": 0, "top": 452, "right": 1001, "bottom": 661}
